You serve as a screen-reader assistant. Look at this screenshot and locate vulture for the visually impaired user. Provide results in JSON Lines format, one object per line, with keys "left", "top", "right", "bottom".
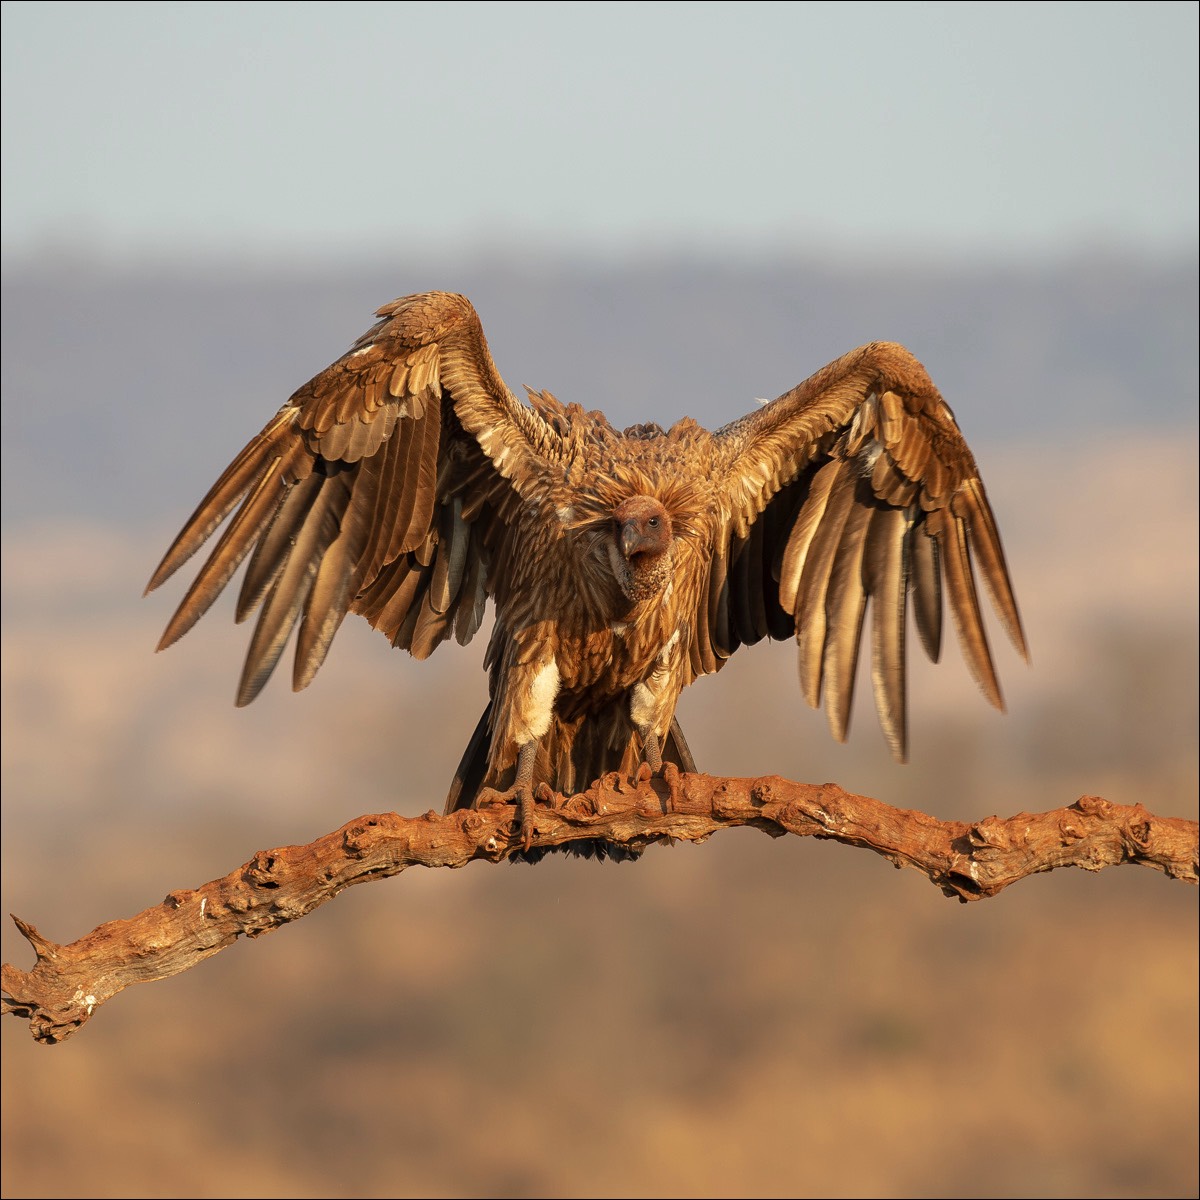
{"left": 147, "top": 291, "right": 1027, "bottom": 853}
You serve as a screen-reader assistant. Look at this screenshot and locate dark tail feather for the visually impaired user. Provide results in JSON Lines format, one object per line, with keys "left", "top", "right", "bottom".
{"left": 663, "top": 716, "right": 697, "bottom": 774}
{"left": 445, "top": 701, "right": 494, "bottom": 815}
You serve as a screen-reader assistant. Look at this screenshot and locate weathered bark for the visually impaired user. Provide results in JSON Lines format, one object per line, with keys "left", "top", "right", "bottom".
{"left": 3, "top": 771, "right": 1196, "bottom": 1045}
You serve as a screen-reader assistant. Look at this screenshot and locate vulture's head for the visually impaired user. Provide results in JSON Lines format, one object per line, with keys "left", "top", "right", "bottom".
{"left": 610, "top": 495, "right": 674, "bottom": 603}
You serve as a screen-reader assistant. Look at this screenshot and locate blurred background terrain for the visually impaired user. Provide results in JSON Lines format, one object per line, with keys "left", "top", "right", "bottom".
{"left": 2, "top": 4, "right": 1196, "bottom": 1198}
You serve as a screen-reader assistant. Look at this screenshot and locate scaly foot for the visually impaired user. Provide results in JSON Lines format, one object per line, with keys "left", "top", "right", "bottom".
{"left": 475, "top": 779, "right": 555, "bottom": 852}
{"left": 635, "top": 758, "right": 685, "bottom": 811}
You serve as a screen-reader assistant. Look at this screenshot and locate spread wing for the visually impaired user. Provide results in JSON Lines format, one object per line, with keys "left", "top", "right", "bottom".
{"left": 707, "top": 341, "right": 1028, "bottom": 760}
{"left": 146, "top": 291, "right": 565, "bottom": 705}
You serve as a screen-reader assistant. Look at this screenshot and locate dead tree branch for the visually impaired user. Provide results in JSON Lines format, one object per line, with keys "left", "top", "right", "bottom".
{"left": 3, "top": 772, "right": 1196, "bottom": 1045}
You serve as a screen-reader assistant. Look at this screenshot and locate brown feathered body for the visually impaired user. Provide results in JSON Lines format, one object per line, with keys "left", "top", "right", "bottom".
{"left": 446, "top": 423, "right": 715, "bottom": 805}
{"left": 147, "top": 292, "right": 1027, "bottom": 847}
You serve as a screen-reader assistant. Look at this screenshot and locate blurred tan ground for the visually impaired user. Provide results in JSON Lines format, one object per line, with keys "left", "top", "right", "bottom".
{"left": 2, "top": 435, "right": 1197, "bottom": 1199}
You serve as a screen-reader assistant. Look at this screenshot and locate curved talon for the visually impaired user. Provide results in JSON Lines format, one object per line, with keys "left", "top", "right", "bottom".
{"left": 637, "top": 758, "right": 685, "bottom": 811}
{"left": 473, "top": 741, "right": 547, "bottom": 852}
{"left": 473, "top": 783, "right": 539, "bottom": 851}
{"left": 660, "top": 761, "right": 684, "bottom": 811}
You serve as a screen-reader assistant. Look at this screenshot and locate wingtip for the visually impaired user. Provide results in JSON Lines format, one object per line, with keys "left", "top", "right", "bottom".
{"left": 884, "top": 723, "right": 909, "bottom": 764}
{"left": 236, "top": 660, "right": 268, "bottom": 708}
{"left": 143, "top": 560, "right": 174, "bottom": 597}
{"left": 1014, "top": 630, "right": 1032, "bottom": 666}
{"left": 826, "top": 710, "right": 850, "bottom": 745}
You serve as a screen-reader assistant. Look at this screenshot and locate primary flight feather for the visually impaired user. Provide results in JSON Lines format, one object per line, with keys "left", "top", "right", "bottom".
{"left": 147, "top": 291, "right": 1027, "bottom": 851}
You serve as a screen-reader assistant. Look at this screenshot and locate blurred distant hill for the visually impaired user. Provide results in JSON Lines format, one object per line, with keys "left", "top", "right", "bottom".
{"left": 2, "top": 252, "right": 1196, "bottom": 526}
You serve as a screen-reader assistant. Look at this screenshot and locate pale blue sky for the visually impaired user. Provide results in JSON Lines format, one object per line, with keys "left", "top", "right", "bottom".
{"left": 2, "top": 1, "right": 1197, "bottom": 263}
